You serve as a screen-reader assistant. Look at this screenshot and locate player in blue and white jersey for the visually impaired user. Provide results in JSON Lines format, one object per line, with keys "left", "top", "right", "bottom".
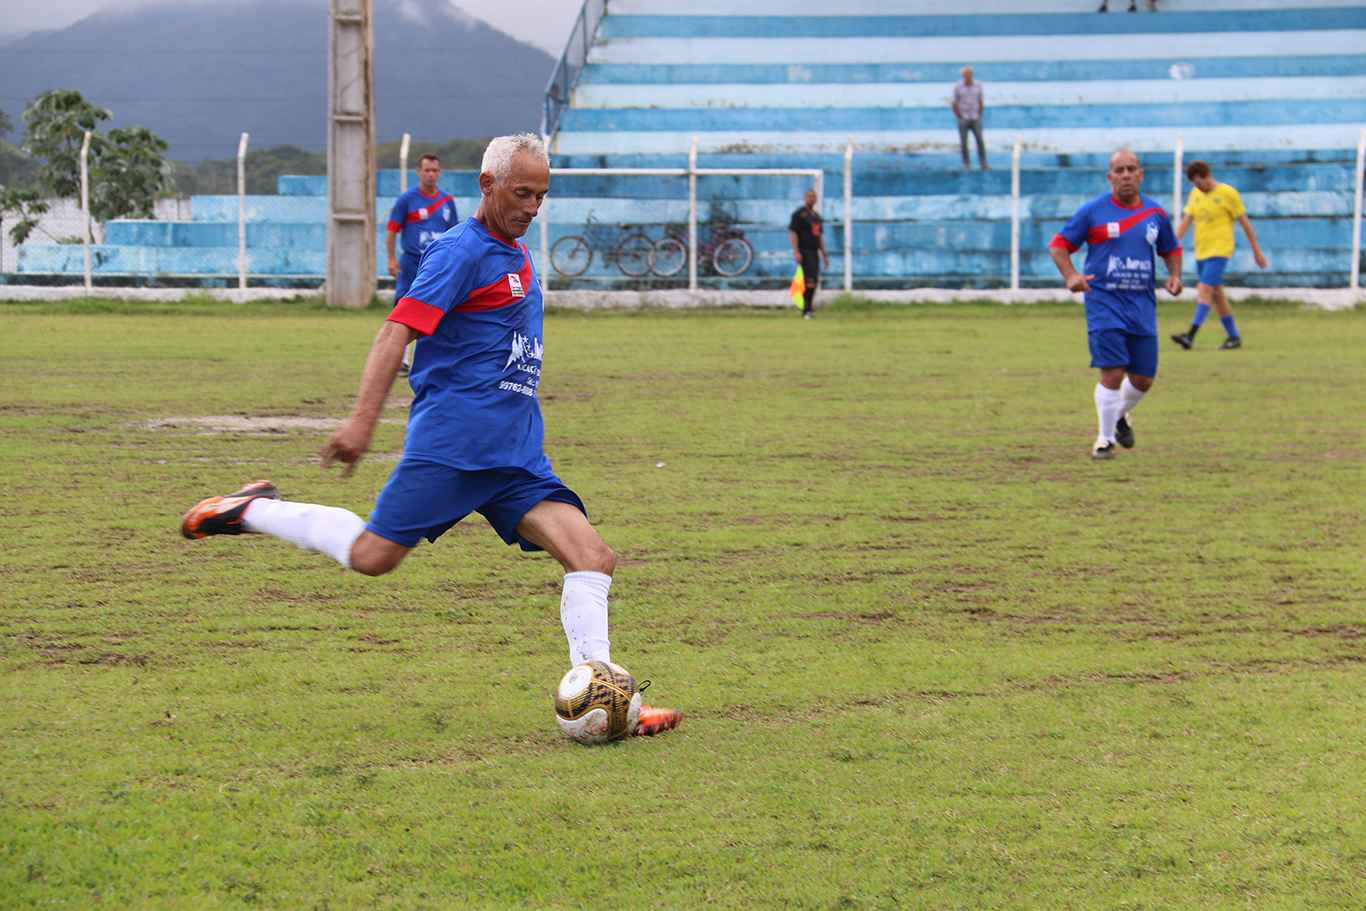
{"left": 386, "top": 154, "right": 459, "bottom": 375}
{"left": 1049, "top": 148, "right": 1183, "bottom": 460}
{"left": 181, "top": 134, "right": 680, "bottom": 737}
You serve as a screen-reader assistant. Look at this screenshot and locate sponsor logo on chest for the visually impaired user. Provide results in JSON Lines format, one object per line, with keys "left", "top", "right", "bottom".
{"left": 507, "top": 272, "right": 524, "bottom": 298}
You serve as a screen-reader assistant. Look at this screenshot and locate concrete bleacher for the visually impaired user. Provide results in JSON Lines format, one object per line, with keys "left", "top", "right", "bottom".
{"left": 11, "top": 0, "right": 1366, "bottom": 289}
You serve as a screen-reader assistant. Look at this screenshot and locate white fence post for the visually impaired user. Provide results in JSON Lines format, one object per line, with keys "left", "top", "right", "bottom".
{"left": 843, "top": 139, "right": 853, "bottom": 293}
{"left": 399, "top": 132, "right": 410, "bottom": 193}
{"left": 540, "top": 133, "right": 550, "bottom": 284}
{"left": 1173, "top": 136, "right": 1184, "bottom": 224}
{"left": 80, "top": 130, "right": 92, "bottom": 292}
{"left": 1352, "top": 128, "right": 1364, "bottom": 291}
{"left": 688, "top": 136, "right": 698, "bottom": 293}
{"left": 1010, "top": 139, "right": 1021, "bottom": 292}
{"left": 237, "top": 132, "right": 250, "bottom": 294}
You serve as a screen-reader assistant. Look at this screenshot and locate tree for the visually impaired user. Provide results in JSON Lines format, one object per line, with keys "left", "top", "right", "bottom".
{"left": 0, "top": 187, "right": 50, "bottom": 246}
{"left": 91, "top": 127, "right": 173, "bottom": 222}
{"left": 22, "top": 89, "right": 110, "bottom": 200}
{"left": 0, "top": 108, "right": 12, "bottom": 143}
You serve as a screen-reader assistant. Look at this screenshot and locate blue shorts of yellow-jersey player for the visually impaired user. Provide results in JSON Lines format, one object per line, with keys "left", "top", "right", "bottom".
{"left": 1089, "top": 329, "right": 1159, "bottom": 378}
{"left": 366, "top": 459, "right": 586, "bottom": 550}
{"left": 1196, "top": 257, "right": 1229, "bottom": 286}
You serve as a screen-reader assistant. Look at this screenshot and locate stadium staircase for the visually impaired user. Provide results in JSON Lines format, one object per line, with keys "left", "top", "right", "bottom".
{"left": 10, "top": 0, "right": 1366, "bottom": 289}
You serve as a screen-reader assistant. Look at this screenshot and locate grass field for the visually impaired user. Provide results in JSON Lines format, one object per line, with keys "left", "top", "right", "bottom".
{"left": 1, "top": 296, "right": 1363, "bottom": 909}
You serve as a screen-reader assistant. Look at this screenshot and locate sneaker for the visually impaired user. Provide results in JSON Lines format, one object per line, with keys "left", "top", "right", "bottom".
{"left": 1170, "top": 332, "right": 1193, "bottom": 350}
{"left": 181, "top": 480, "right": 279, "bottom": 539}
{"left": 397, "top": 362, "right": 410, "bottom": 377}
{"left": 1115, "top": 414, "right": 1135, "bottom": 449}
{"left": 632, "top": 704, "right": 682, "bottom": 736}
{"left": 1218, "top": 337, "right": 1242, "bottom": 350}
{"left": 1091, "top": 441, "right": 1116, "bottom": 461}
{"left": 802, "top": 312, "right": 812, "bottom": 320}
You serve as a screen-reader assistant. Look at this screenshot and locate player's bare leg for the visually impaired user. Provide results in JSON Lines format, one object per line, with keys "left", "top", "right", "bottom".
{"left": 517, "top": 500, "right": 681, "bottom": 736}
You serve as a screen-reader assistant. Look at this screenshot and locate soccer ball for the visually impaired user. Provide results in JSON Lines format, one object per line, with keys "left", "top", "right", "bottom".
{"left": 553, "top": 660, "right": 641, "bottom": 745}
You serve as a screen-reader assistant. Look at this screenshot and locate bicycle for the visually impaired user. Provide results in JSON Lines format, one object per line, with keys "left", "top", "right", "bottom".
{"left": 652, "top": 222, "right": 753, "bottom": 278}
{"left": 550, "top": 213, "right": 654, "bottom": 278}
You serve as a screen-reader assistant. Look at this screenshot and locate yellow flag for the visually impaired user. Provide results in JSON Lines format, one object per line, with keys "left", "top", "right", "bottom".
{"left": 789, "top": 265, "right": 805, "bottom": 308}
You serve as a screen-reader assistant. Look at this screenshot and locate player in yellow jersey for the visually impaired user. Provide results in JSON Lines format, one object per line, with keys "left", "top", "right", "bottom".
{"left": 1170, "top": 160, "right": 1268, "bottom": 350}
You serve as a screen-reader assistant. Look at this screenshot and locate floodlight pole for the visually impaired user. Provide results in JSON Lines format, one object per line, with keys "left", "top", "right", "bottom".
{"left": 327, "top": 0, "right": 376, "bottom": 309}
{"left": 80, "top": 130, "right": 92, "bottom": 292}
{"left": 237, "top": 132, "right": 249, "bottom": 294}
{"left": 1352, "top": 128, "right": 1364, "bottom": 291}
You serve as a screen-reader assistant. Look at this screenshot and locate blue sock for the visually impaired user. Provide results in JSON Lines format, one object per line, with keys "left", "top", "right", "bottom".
{"left": 1191, "top": 303, "right": 1210, "bottom": 327}
{"left": 1220, "top": 314, "right": 1239, "bottom": 339}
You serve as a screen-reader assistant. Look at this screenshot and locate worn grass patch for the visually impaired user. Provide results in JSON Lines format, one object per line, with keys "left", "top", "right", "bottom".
{"left": 1, "top": 297, "right": 1363, "bottom": 909}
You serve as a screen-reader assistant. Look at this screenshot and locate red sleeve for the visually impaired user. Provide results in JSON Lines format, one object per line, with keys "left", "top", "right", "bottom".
{"left": 388, "top": 297, "right": 444, "bottom": 336}
{"left": 1049, "top": 234, "right": 1079, "bottom": 253}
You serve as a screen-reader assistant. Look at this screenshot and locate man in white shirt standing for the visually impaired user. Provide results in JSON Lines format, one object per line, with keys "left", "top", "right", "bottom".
{"left": 951, "top": 66, "right": 988, "bottom": 171}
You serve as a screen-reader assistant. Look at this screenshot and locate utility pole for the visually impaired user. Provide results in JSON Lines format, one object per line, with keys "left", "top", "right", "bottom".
{"left": 327, "top": 0, "right": 375, "bottom": 309}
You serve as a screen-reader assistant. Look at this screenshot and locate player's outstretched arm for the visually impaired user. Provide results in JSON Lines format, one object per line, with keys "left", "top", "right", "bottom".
{"left": 322, "top": 320, "right": 417, "bottom": 477}
{"left": 1049, "top": 245, "right": 1091, "bottom": 292}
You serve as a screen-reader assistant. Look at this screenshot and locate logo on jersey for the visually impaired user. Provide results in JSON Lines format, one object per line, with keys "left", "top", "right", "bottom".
{"left": 504, "top": 331, "right": 543, "bottom": 369}
{"left": 1106, "top": 222, "right": 1120, "bottom": 239}
{"left": 443, "top": 205, "right": 452, "bottom": 221}
{"left": 507, "top": 273, "right": 525, "bottom": 298}
{"left": 1145, "top": 220, "right": 1159, "bottom": 247}
{"left": 418, "top": 207, "right": 429, "bottom": 220}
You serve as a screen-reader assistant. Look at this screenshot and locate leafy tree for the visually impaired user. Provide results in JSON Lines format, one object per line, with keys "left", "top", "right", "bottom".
{"left": 0, "top": 187, "right": 50, "bottom": 245}
{"left": 22, "top": 89, "right": 110, "bottom": 199}
{"left": 91, "top": 127, "right": 173, "bottom": 222}
{"left": 0, "top": 108, "right": 12, "bottom": 143}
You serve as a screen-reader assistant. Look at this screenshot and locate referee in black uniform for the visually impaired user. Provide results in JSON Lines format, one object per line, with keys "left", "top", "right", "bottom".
{"left": 789, "top": 188, "right": 829, "bottom": 319}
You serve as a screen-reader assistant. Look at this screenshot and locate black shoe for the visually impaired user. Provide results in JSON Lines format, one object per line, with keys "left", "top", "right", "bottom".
{"left": 181, "top": 480, "right": 280, "bottom": 539}
{"left": 1170, "top": 332, "right": 1193, "bottom": 350}
{"left": 1091, "top": 442, "right": 1116, "bottom": 461}
{"left": 1115, "top": 415, "right": 1135, "bottom": 449}
{"left": 1218, "top": 337, "right": 1241, "bottom": 350}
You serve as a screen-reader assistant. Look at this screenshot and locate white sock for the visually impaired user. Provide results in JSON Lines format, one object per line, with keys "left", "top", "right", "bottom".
{"left": 1094, "top": 383, "right": 1123, "bottom": 444}
{"left": 560, "top": 571, "right": 611, "bottom": 666}
{"left": 242, "top": 498, "right": 366, "bottom": 570}
{"left": 1120, "top": 377, "right": 1146, "bottom": 416}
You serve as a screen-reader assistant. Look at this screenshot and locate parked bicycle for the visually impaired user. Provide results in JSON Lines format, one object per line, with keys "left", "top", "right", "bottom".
{"left": 652, "top": 221, "right": 754, "bottom": 278}
{"left": 550, "top": 212, "right": 654, "bottom": 278}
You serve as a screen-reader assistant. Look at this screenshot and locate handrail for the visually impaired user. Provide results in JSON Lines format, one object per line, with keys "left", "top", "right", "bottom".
{"left": 541, "top": 0, "right": 606, "bottom": 141}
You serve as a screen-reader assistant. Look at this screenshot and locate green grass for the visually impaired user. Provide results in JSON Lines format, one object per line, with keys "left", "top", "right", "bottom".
{"left": 1, "top": 297, "right": 1363, "bottom": 909}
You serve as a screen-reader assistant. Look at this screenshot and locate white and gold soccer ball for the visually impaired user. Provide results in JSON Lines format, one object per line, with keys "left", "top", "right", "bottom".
{"left": 553, "top": 660, "right": 641, "bottom": 745}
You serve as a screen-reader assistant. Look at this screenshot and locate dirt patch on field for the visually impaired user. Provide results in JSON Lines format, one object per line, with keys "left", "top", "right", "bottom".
{"left": 144, "top": 416, "right": 343, "bottom": 434}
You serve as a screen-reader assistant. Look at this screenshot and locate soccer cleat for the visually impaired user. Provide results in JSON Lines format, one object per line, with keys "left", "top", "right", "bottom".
{"left": 1170, "top": 332, "right": 1193, "bottom": 350}
{"left": 1218, "top": 337, "right": 1242, "bottom": 350}
{"left": 180, "top": 480, "right": 279, "bottom": 539}
{"left": 1115, "top": 414, "right": 1135, "bottom": 449}
{"left": 396, "top": 362, "right": 410, "bottom": 378}
{"left": 1091, "top": 441, "right": 1116, "bottom": 461}
{"left": 632, "top": 704, "right": 682, "bottom": 737}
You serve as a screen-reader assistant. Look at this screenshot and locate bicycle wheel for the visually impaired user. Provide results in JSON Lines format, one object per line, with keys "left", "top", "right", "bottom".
{"left": 550, "top": 235, "right": 592, "bottom": 277}
{"left": 615, "top": 233, "right": 653, "bottom": 278}
{"left": 651, "top": 237, "right": 687, "bottom": 277}
{"left": 711, "top": 236, "right": 753, "bottom": 277}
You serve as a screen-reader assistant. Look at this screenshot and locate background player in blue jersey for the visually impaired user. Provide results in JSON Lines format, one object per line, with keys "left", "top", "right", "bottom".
{"left": 182, "top": 134, "right": 681, "bottom": 738}
{"left": 1049, "top": 149, "right": 1183, "bottom": 460}
{"left": 386, "top": 153, "right": 459, "bottom": 374}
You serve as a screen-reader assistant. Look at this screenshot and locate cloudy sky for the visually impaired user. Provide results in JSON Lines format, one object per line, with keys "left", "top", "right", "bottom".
{"left": 0, "top": 0, "right": 585, "bottom": 53}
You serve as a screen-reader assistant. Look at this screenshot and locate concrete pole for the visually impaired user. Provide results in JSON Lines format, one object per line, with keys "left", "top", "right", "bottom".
{"left": 1173, "top": 136, "right": 1184, "bottom": 223}
{"left": 80, "top": 130, "right": 92, "bottom": 292}
{"left": 237, "top": 132, "right": 249, "bottom": 294}
{"left": 327, "top": 0, "right": 376, "bottom": 309}
{"left": 540, "top": 133, "right": 550, "bottom": 284}
{"left": 399, "top": 132, "right": 410, "bottom": 193}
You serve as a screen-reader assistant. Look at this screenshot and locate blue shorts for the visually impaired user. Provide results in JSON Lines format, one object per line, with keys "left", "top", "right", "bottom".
{"left": 394, "top": 254, "right": 421, "bottom": 301}
{"left": 366, "top": 459, "right": 586, "bottom": 550}
{"left": 1089, "top": 329, "right": 1159, "bottom": 378}
{"left": 1196, "top": 257, "right": 1229, "bottom": 286}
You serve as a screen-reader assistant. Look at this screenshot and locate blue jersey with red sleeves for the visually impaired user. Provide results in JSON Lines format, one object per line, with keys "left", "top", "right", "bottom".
{"left": 1050, "top": 192, "right": 1180, "bottom": 335}
{"left": 387, "top": 186, "right": 459, "bottom": 259}
{"left": 387, "top": 217, "right": 549, "bottom": 473}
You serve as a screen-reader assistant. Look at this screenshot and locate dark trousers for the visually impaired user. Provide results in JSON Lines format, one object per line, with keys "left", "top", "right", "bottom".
{"left": 957, "top": 117, "right": 986, "bottom": 168}
{"left": 800, "top": 250, "right": 821, "bottom": 313}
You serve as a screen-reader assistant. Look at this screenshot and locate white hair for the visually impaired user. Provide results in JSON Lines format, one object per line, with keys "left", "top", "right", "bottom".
{"left": 480, "top": 133, "right": 549, "bottom": 182}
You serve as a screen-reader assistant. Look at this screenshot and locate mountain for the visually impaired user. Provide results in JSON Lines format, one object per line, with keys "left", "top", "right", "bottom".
{"left": 0, "top": 0, "right": 555, "bottom": 162}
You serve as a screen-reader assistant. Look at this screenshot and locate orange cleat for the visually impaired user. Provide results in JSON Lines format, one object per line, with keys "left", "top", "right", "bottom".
{"left": 633, "top": 704, "right": 682, "bottom": 737}
{"left": 180, "top": 480, "right": 279, "bottom": 539}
